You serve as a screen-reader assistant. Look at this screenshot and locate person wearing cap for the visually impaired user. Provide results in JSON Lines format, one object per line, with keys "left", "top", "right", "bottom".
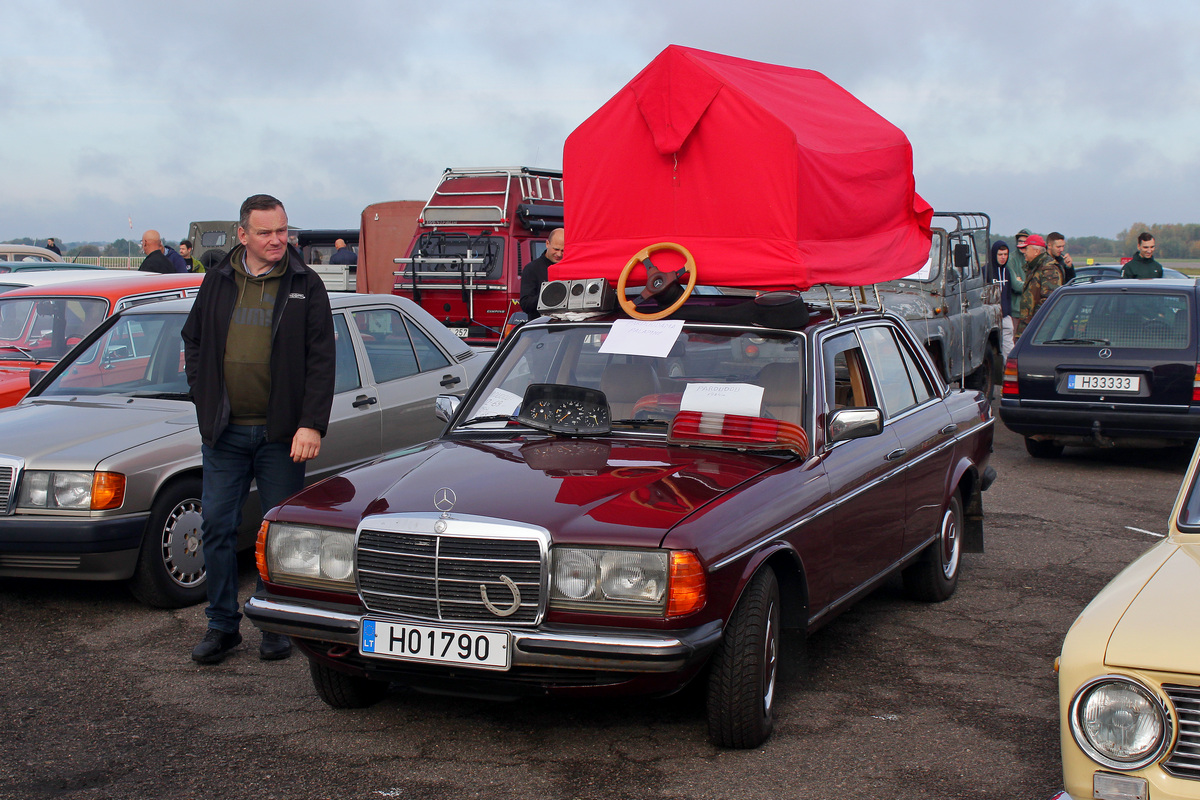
{"left": 1016, "top": 234, "right": 1064, "bottom": 337}
{"left": 1121, "top": 232, "right": 1163, "bottom": 279}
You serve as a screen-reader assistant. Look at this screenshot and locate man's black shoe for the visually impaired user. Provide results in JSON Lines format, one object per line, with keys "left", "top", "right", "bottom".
{"left": 259, "top": 631, "right": 292, "bottom": 661}
{"left": 191, "top": 628, "right": 242, "bottom": 664}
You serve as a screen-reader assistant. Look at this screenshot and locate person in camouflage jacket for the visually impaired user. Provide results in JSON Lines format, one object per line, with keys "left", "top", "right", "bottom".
{"left": 1016, "top": 234, "right": 1064, "bottom": 337}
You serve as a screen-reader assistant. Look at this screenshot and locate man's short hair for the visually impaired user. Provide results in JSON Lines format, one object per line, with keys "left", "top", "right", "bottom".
{"left": 1047, "top": 232, "right": 1065, "bottom": 245}
{"left": 1137, "top": 231, "right": 1155, "bottom": 244}
{"left": 180, "top": 239, "right": 193, "bottom": 249}
{"left": 239, "top": 194, "right": 285, "bottom": 231}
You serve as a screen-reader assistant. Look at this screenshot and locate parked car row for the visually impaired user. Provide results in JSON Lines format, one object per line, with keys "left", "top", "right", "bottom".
{"left": 0, "top": 293, "right": 485, "bottom": 606}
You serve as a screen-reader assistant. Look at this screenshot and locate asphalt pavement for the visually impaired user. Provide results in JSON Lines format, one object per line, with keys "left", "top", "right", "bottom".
{"left": 0, "top": 412, "right": 1188, "bottom": 800}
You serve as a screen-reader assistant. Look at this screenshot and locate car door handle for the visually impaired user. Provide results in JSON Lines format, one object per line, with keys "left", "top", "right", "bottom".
{"left": 353, "top": 394, "right": 378, "bottom": 408}
{"left": 885, "top": 448, "right": 907, "bottom": 461}
{"left": 940, "top": 423, "right": 958, "bottom": 435}
{"left": 440, "top": 374, "right": 461, "bottom": 388}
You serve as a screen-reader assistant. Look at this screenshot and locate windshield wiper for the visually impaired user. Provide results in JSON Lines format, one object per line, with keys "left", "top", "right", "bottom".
{"left": 0, "top": 344, "right": 42, "bottom": 361}
{"left": 127, "top": 391, "right": 191, "bottom": 400}
{"left": 1042, "top": 337, "right": 1111, "bottom": 345}
{"left": 457, "top": 414, "right": 522, "bottom": 428}
{"left": 611, "top": 418, "right": 669, "bottom": 429}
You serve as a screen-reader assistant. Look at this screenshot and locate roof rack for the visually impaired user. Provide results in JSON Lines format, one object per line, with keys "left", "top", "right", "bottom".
{"left": 803, "top": 284, "right": 883, "bottom": 324}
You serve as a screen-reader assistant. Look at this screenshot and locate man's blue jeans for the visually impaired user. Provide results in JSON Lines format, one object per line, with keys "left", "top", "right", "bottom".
{"left": 201, "top": 424, "right": 305, "bottom": 633}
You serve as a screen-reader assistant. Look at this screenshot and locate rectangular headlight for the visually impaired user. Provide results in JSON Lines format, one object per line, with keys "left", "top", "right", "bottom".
{"left": 264, "top": 523, "right": 357, "bottom": 592}
{"left": 550, "top": 547, "right": 668, "bottom": 615}
{"left": 17, "top": 471, "right": 124, "bottom": 510}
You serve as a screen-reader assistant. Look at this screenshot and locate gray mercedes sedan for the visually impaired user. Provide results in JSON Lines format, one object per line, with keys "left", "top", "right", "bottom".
{"left": 0, "top": 293, "right": 485, "bottom": 607}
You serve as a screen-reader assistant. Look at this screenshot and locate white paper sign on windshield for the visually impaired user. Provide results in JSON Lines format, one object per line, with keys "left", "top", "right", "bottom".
{"left": 903, "top": 256, "right": 933, "bottom": 281}
{"left": 680, "top": 383, "right": 765, "bottom": 417}
{"left": 598, "top": 318, "right": 684, "bottom": 358}
{"left": 473, "top": 388, "right": 523, "bottom": 428}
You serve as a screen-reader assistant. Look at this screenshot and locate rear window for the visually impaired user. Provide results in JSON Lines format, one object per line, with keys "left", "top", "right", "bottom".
{"left": 1029, "top": 291, "right": 1191, "bottom": 350}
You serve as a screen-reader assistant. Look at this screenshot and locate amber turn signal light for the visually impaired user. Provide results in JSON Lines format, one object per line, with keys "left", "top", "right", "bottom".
{"left": 668, "top": 551, "right": 706, "bottom": 617}
{"left": 255, "top": 521, "right": 270, "bottom": 582}
{"left": 90, "top": 472, "right": 126, "bottom": 510}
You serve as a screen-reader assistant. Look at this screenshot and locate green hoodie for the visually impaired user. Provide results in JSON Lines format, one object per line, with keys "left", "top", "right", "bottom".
{"left": 224, "top": 246, "right": 288, "bottom": 424}
{"left": 1005, "top": 227, "right": 1032, "bottom": 312}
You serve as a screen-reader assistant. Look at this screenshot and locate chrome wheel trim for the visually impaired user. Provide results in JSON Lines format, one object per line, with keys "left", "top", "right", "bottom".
{"left": 762, "top": 598, "right": 778, "bottom": 715}
{"left": 161, "top": 499, "right": 205, "bottom": 587}
{"left": 941, "top": 505, "right": 961, "bottom": 580}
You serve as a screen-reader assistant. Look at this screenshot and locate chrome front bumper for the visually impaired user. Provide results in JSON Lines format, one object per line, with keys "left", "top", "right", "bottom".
{"left": 245, "top": 595, "right": 723, "bottom": 673}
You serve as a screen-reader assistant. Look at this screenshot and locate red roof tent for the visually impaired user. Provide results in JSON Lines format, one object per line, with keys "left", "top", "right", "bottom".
{"left": 551, "top": 45, "right": 933, "bottom": 290}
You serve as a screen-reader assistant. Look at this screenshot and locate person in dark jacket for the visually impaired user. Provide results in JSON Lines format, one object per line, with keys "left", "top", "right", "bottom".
{"left": 45, "top": 238, "right": 62, "bottom": 255}
{"left": 138, "top": 230, "right": 175, "bottom": 273}
{"left": 988, "top": 240, "right": 1017, "bottom": 358}
{"left": 329, "top": 238, "right": 357, "bottom": 265}
{"left": 1122, "top": 233, "right": 1164, "bottom": 279}
{"left": 519, "top": 227, "right": 564, "bottom": 317}
{"left": 182, "top": 194, "right": 335, "bottom": 665}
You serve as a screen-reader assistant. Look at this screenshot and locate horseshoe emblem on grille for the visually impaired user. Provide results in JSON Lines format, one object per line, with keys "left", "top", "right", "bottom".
{"left": 480, "top": 575, "right": 521, "bottom": 617}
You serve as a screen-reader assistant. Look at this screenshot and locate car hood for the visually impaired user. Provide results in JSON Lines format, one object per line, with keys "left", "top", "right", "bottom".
{"left": 1105, "top": 543, "right": 1200, "bottom": 675}
{"left": 280, "top": 437, "right": 786, "bottom": 548}
{"left": 0, "top": 397, "right": 195, "bottom": 468}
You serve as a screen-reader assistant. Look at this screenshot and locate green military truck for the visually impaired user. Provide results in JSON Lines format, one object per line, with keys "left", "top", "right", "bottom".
{"left": 879, "top": 212, "right": 1003, "bottom": 399}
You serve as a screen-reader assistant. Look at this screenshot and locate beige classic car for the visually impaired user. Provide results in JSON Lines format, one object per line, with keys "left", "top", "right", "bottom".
{"left": 1054, "top": 445, "right": 1200, "bottom": 799}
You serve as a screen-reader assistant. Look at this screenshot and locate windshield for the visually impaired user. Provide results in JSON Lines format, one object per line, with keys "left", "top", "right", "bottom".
{"left": 1030, "top": 291, "right": 1191, "bottom": 349}
{"left": 408, "top": 233, "right": 504, "bottom": 279}
{"left": 456, "top": 323, "right": 805, "bottom": 434}
{"left": 36, "top": 311, "right": 189, "bottom": 398}
{"left": 0, "top": 297, "right": 109, "bottom": 361}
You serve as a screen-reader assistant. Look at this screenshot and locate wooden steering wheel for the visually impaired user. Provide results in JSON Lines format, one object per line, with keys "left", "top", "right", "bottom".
{"left": 617, "top": 242, "right": 698, "bottom": 321}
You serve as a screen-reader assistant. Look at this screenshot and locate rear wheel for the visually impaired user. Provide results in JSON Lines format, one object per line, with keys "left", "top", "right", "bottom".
{"left": 309, "top": 659, "right": 389, "bottom": 709}
{"left": 707, "top": 568, "right": 780, "bottom": 749}
{"left": 1025, "top": 437, "right": 1064, "bottom": 459}
{"left": 903, "top": 493, "right": 963, "bottom": 602}
{"left": 965, "top": 346, "right": 997, "bottom": 402}
{"left": 129, "top": 477, "right": 206, "bottom": 608}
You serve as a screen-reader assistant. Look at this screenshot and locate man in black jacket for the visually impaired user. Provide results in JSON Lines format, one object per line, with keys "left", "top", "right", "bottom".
{"left": 182, "top": 194, "right": 335, "bottom": 665}
{"left": 138, "top": 230, "right": 175, "bottom": 273}
{"left": 519, "top": 227, "right": 564, "bottom": 317}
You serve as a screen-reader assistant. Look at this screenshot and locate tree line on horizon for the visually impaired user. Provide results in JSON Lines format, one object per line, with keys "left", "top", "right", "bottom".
{"left": 994, "top": 223, "right": 1200, "bottom": 259}
{"left": 3, "top": 237, "right": 184, "bottom": 257}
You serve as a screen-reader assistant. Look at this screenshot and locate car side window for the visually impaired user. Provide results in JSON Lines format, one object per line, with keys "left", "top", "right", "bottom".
{"left": 352, "top": 308, "right": 419, "bottom": 383}
{"left": 404, "top": 318, "right": 451, "bottom": 371}
{"left": 859, "top": 325, "right": 928, "bottom": 416}
{"left": 823, "top": 332, "right": 875, "bottom": 414}
{"left": 332, "top": 313, "right": 361, "bottom": 394}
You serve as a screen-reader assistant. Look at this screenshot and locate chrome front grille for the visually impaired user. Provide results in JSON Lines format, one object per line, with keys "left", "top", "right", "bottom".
{"left": 356, "top": 515, "right": 546, "bottom": 625}
{"left": 0, "top": 456, "right": 21, "bottom": 515}
{"left": 1165, "top": 684, "right": 1200, "bottom": 780}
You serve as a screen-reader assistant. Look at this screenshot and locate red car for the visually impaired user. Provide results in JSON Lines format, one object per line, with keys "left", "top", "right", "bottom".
{"left": 246, "top": 282, "right": 995, "bottom": 748}
{"left": 0, "top": 272, "right": 203, "bottom": 407}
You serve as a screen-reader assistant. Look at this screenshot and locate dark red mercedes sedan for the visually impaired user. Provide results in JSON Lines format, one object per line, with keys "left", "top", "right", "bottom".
{"left": 246, "top": 283, "right": 995, "bottom": 748}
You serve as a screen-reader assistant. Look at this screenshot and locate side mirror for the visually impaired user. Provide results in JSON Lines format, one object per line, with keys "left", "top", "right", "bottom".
{"left": 827, "top": 407, "right": 883, "bottom": 444}
{"left": 953, "top": 243, "right": 971, "bottom": 270}
{"left": 434, "top": 394, "right": 461, "bottom": 423}
{"left": 29, "top": 368, "right": 46, "bottom": 389}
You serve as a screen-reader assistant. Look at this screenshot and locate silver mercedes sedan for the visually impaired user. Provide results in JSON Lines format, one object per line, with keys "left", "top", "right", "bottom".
{"left": 0, "top": 293, "right": 486, "bottom": 607}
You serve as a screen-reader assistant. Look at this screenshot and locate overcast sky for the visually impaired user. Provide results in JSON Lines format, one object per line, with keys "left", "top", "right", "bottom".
{"left": 3, "top": 0, "right": 1197, "bottom": 244}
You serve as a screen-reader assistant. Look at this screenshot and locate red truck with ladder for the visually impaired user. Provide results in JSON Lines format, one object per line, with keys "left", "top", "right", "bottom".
{"left": 389, "top": 167, "right": 563, "bottom": 346}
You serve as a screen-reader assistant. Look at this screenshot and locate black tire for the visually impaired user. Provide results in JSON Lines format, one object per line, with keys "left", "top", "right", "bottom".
{"left": 309, "top": 659, "right": 388, "bottom": 709}
{"left": 965, "top": 345, "right": 996, "bottom": 402}
{"left": 903, "top": 493, "right": 963, "bottom": 603}
{"left": 707, "top": 568, "right": 780, "bottom": 749}
{"left": 1025, "top": 437, "right": 1064, "bottom": 459}
{"left": 129, "top": 477, "right": 206, "bottom": 608}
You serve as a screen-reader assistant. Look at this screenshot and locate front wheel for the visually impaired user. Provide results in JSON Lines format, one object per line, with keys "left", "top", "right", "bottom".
{"left": 309, "top": 659, "right": 389, "bottom": 709}
{"left": 903, "top": 493, "right": 963, "bottom": 602}
{"left": 129, "top": 477, "right": 206, "bottom": 608}
{"left": 707, "top": 568, "right": 780, "bottom": 748}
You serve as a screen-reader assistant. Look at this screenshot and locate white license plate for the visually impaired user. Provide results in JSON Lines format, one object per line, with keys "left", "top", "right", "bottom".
{"left": 449, "top": 328, "right": 469, "bottom": 338}
{"left": 1067, "top": 374, "right": 1141, "bottom": 393}
{"left": 360, "top": 619, "right": 510, "bottom": 670}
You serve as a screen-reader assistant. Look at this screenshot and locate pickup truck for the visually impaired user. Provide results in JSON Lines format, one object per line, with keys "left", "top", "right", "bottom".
{"left": 879, "top": 212, "right": 1002, "bottom": 399}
